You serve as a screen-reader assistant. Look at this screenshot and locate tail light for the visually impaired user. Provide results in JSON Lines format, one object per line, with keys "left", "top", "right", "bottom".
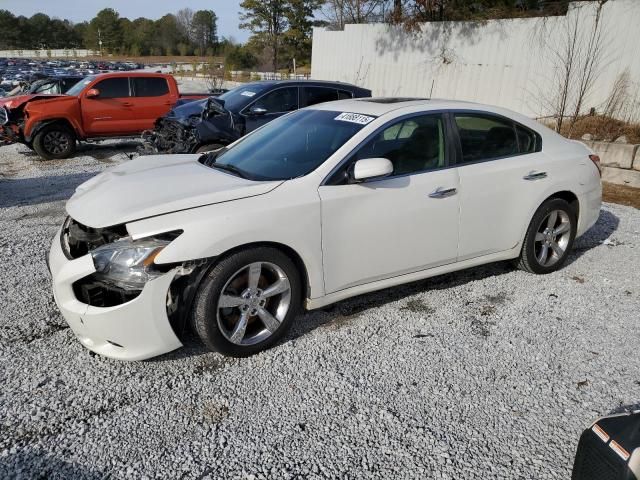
{"left": 589, "top": 154, "right": 602, "bottom": 177}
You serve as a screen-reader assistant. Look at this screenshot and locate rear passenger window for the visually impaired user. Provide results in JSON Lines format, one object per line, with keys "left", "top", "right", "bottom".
{"left": 454, "top": 114, "right": 518, "bottom": 163}
{"left": 94, "top": 78, "right": 130, "bottom": 98}
{"left": 337, "top": 89, "right": 354, "bottom": 100}
{"left": 133, "top": 77, "right": 169, "bottom": 97}
{"left": 516, "top": 124, "right": 540, "bottom": 153}
{"left": 303, "top": 87, "right": 338, "bottom": 107}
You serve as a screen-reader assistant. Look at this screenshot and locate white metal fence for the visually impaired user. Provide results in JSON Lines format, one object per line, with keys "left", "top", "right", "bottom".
{"left": 311, "top": 0, "right": 640, "bottom": 119}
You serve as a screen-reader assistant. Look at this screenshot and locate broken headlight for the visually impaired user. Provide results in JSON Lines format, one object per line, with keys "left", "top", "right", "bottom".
{"left": 91, "top": 237, "right": 170, "bottom": 290}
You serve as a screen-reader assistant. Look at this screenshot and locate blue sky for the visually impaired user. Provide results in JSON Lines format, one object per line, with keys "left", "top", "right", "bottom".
{"left": 1, "top": 0, "right": 249, "bottom": 42}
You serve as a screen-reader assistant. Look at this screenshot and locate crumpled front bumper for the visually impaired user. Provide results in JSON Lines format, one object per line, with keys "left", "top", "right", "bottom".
{"left": 49, "top": 227, "right": 183, "bottom": 361}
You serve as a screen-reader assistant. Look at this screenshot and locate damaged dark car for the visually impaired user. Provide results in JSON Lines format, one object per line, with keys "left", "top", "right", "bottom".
{"left": 140, "top": 80, "right": 372, "bottom": 154}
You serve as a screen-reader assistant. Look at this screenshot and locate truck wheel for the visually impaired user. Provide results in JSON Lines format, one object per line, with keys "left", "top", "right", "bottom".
{"left": 33, "top": 125, "right": 76, "bottom": 160}
{"left": 194, "top": 143, "right": 224, "bottom": 154}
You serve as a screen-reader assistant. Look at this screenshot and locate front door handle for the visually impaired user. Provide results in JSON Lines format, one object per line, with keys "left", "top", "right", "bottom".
{"left": 429, "top": 187, "right": 457, "bottom": 198}
{"left": 523, "top": 171, "right": 547, "bottom": 181}
{"left": 122, "top": 102, "right": 133, "bottom": 107}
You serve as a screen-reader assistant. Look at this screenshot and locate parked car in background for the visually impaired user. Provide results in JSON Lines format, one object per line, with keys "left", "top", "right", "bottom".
{"left": 0, "top": 72, "right": 207, "bottom": 159}
{"left": 49, "top": 98, "right": 601, "bottom": 361}
{"left": 25, "top": 75, "right": 84, "bottom": 95}
{"left": 0, "top": 75, "right": 84, "bottom": 111}
{"left": 141, "top": 80, "right": 372, "bottom": 154}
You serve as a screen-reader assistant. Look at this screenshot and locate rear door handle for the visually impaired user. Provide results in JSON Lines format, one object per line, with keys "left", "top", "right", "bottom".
{"left": 523, "top": 171, "right": 547, "bottom": 181}
{"left": 122, "top": 102, "right": 133, "bottom": 107}
{"left": 429, "top": 187, "right": 457, "bottom": 198}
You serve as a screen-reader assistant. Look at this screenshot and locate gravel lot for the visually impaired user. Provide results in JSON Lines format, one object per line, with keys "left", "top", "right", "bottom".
{"left": 1, "top": 142, "right": 639, "bottom": 479}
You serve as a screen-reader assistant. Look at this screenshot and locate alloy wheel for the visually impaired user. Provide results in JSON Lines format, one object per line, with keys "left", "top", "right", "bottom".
{"left": 216, "top": 262, "right": 291, "bottom": 346}
{"left": 43, "top": 131, "right": 70, "bottom": 155}
{"left": 534, "top": 209, "right": 571, "bottom": 267}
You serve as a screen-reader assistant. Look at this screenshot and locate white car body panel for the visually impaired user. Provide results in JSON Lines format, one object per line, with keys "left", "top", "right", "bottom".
{"left": 319, "top": 168, "right": 460, "bottom": 293}
{"left": 49, "top": 98, "right": 602, "bottom": 360}
{"left": 67, "top": 153, "right": 283, "bottom": 228}
{"left": 48, "top": 226, "right": 182, "bottom": 360}
{"left": 126, "top": 175, "right": 326, "bottom": 299}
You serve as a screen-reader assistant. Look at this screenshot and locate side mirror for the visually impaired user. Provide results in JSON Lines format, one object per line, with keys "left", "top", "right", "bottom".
{"left": 86, "top": 88, "right": 100, "bottom": 98}
{"left": 350, "top": 158, "right": 394, "bottom": 183}
{"left": 249, "top": 106, "right": 267, "bottom": 116}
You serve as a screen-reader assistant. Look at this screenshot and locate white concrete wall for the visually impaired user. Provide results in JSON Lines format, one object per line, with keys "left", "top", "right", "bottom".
{"left": 311, "top": 0, "right": 640, "bottom": 119}
{"left": 0, "top": 49, "right": 98, "bottom": 58}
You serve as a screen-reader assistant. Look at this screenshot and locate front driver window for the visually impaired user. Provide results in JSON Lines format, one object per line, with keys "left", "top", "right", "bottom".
{"left": 253, "top": 87, "right": 298, "bottom": 114}
{"left": 355, "top": 114, "right": 446, "bottom": 176}
{"left": 93, "top": 78, "right": 130, "bottom": 99}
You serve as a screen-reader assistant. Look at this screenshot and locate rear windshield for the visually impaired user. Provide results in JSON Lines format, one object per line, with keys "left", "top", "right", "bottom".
{"left": 206, "top": 109, "right": 374, "bottom": 181}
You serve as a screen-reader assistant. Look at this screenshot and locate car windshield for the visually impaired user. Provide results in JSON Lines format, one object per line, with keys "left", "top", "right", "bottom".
{"left": 29, "top": 80, "right": 59, "bottom": 94}
{"left": 204, "top": 109, "right": 373, "bottom": 181}
{"left": 215, "top": 83, "right": 268, "bottom": 112}
{"left": 65, "top": 75, "right": 96, "bottom": 96}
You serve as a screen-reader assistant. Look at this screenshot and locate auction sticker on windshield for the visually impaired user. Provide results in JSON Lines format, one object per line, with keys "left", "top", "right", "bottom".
{"left": 240, "top": 91, "right": 257, "bottom": 97}
{"left": 334, "top": 112, "right": 376, "bottom": 125}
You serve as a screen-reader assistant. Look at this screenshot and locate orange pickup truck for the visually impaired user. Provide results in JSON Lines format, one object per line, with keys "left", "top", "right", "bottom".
{"left": 0, "top": 72, "right": 207, "bottom": 159}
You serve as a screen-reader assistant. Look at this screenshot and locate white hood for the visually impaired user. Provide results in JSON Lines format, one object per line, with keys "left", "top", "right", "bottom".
{"left": 66, "top": 154, "right": 283, "bottom": 228}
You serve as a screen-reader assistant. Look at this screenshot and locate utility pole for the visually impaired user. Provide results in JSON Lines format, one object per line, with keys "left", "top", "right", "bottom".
{"left": 98, "top": 29, "right": 103, "bottom": 57}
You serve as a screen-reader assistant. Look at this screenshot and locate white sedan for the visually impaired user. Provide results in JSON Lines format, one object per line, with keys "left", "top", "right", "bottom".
{"left": 49, "top": 98, "right": 602, "bottom": 360}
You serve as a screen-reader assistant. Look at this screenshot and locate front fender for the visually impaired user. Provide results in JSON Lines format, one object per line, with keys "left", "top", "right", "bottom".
{"left": 124, "top": 183, "right": 325, "bottom": 299}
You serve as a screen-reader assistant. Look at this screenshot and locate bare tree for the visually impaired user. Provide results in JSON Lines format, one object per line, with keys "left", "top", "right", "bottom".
{"left": 602, "top": 69, "right": 631, "bottom": 119}
{"left": 534, "top": 1, "right": 610, "bottom": 134}
{"left": 552, "top": 11, "right": 581, "bottom": 133}
{"left": 176, "top": 8, "right": 195, "bottom": 41}
{"left": 322, "top": 0, "right": 391, "bottom": 30}
{"left": 567, "top": 0, "right": 609, "bottom": 134}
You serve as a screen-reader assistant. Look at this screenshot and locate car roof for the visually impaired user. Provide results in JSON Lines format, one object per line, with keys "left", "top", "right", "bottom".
{"left": 308, "top": 97, "right": 491, "bottom": 116}
{"left": 314, "top": 97, "right": 540, "bottom": 122}
{"left": 90, "top": 71, "right": 166, "bottom": 79}
{"left": 308, "top": 97, "right": 565, "bottom": 143}
{"left": 243, "top": 79, "right": 366, "bottom": 90}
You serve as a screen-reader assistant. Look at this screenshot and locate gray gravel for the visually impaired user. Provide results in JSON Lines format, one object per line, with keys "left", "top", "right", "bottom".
{"left": 1, "top": 142, "right": 639, "bottom": 480}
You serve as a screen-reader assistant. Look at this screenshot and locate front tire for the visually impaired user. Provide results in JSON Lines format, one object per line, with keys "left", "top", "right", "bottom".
{"left": 192, "top": 247, "right": 302, "bottom": 357}
{"left": 517, "top": 198, "right": 577, "bottom": 274}
{"left": 33, "top": 124, "right": 76, "bottom": 160}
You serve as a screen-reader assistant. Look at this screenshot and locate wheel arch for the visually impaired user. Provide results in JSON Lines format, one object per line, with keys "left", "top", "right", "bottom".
{"left": 166, "top": 240, "right": 312, "bottom": 341}
{"left": 517, "top": 189, "right": 580, "bottom": 256}
{"left": 213, "top": 241, "right": 311, "bottom": 300}
{"left": 544, "top": 190, "right": 580, "bottom": 221}
{"left": 29, "top": 118, "right": 79, "bottom": 142}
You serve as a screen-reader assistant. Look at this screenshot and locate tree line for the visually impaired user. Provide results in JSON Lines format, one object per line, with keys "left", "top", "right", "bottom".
{"left": 0, "top": 8, "right": 219, "bottom": 57}
{"left": 0, "top": 1, "right": 575, "bottom": 71}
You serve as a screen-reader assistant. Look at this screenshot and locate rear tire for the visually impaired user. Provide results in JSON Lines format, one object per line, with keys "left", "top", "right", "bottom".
{"left": 33, "top": 124, "right": 76, "bottom": 160}
{"left": 192, "top": 247, "right": 302, "bottom": 357}
{"left": 517, "top": 198, "right": 577, "bottom": 274}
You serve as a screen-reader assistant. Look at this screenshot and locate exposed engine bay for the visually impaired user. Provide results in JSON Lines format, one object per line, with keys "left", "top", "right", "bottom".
{"left": 139, "top": 97, "right": 242, "bottom": 155}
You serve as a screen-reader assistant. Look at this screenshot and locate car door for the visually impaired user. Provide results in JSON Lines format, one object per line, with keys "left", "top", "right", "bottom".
{"left": 451, "top": 111, "right": 549, "bottom": 261}
{"left": 129, "top": 77, "right": 173, "bottom": 131}
{"left": 242, "top": 87, "right": 299, "bottom": 133}
{"left": 81, "top": 77, "right": 134, "bottom": 136}
{"left": 318, "top": 113, "right": 460, "bottom": 294}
